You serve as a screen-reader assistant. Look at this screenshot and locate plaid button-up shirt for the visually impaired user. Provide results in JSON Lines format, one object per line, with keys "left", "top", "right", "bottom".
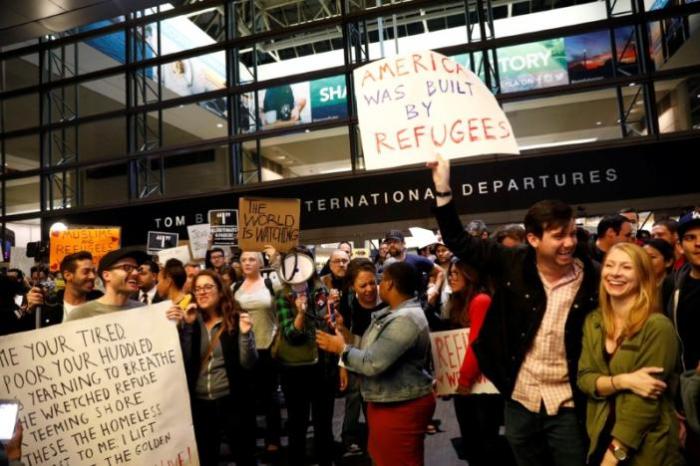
{"left": 512, "top": 260, "right": 583, "bottom": 415}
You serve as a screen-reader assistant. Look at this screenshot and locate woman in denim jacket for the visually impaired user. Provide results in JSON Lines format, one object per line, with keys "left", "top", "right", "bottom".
{"left": 317, "top": 261, "right": 435, "bottom": 466}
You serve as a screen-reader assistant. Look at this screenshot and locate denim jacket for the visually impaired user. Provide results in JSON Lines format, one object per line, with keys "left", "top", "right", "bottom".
{"left": 344, "top": 298, "right": 433, "bottom": 403}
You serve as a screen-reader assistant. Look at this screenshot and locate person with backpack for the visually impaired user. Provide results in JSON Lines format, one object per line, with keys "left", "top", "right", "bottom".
{"left": 233, "top": 251, "right": 283, "bottom": 455}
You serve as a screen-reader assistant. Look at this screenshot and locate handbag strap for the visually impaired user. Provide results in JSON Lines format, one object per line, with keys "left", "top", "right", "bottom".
{"left": 200, "top": 323, "right": 225, "bottom": 373}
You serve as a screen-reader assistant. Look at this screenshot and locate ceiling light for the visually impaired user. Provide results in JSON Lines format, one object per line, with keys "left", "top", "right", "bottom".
{"left": 596, "top": 121, "right": 603, "bottom": 126}
{"left": 50, "top": 222, "right": 68, "bottom": 233}
{"left": 217, "top": 123, "right": 224, "bottom": 128}
{"left": 628, "top": 82, "right": 636, "bottom": 86}
{"left": 519, "top": 138, "right": 597, "bottom": 151}
{"left": 276, "top": 155, "right": 286, "bottom": 160}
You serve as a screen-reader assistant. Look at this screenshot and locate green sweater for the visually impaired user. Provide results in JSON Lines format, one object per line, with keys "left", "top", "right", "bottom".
{"left": 577, "top": 310, "right": 684, "bottom": 466}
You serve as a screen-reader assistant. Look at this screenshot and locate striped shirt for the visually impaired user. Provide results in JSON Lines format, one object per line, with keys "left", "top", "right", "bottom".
{"left": 512, "top": 260, "right": 583, "bottom": 415}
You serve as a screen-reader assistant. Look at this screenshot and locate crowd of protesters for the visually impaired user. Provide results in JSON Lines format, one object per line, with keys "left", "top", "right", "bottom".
{"left": 1, "top": 158, "right": 699, "bottom": 466}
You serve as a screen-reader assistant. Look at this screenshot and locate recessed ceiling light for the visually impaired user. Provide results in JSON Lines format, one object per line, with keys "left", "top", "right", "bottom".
{"left": 596, "top": 121, "right": 602, "bottom": 126}
{"left": 216, "top": 123, "right": 224, "bottom": 128}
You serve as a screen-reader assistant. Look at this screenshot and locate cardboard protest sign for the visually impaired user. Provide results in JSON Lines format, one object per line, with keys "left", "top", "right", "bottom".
{"left": 238, "top": 197, "right": 300, "bottom": 253}
{"left": 146, "top": 231, "right": 179, "bottom": 255}
{"left": 49, "top": 228, "right": 121, "bottom": 272}
{"left": 186, "top": 224, "right": 210, "bottom": 260}
{"left": 208, "top": 209, "right": 238, "bottom": 246}
{"left": 430, "top": 328, "right": 498, "bottom": 396}
{"left": 0, "top": 301, "right": 198, "bottom": 466}
{"left": 157, "top": 245, "right": 192, "bottom": 266}
{"left": 354, "top": 50, "right": 519, "bottom": 170}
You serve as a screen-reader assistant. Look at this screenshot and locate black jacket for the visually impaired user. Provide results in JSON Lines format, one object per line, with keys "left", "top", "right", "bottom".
{"left": 435, "top": 200, "right": 599, "bottom": 420}
{"left": 41, "top": 289, "right": 104, "bottom": 327}
{"left": 180, "top": 320, "right": 255, "bottom": 407}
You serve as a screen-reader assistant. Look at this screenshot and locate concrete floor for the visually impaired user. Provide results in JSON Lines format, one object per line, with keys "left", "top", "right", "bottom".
{"left": 219, "top": 396, "right": 468, "bottom": 465}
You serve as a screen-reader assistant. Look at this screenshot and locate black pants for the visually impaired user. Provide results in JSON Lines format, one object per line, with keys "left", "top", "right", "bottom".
{"left": 453, "top": 394, "right": 508, "bottom": 466}
{"left": 504, "top": 399, "right": 587, "bottom": 466}
{"left": 281, "top": 364, "right": 336, "bottom": 466}
{"left": 192, "top": 395, "right": 256, "bottom": 466}
{"left": 253, "top": 349, "right": 282, "bottom": 446}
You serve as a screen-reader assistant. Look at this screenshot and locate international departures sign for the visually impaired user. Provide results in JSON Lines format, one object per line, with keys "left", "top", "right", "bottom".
{"left": 42, "top": 138, "right": 698, "bottom": 246}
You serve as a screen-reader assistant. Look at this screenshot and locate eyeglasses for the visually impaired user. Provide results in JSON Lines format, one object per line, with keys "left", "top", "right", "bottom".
{"left": 109, "top": 264, "right": 138, "bottom": 274}
{"left": 194, "top": 284, "right": 217, "bottom": 294}
{"left": 331, "top": 259, "right": 349, "bottom": 265}
{"left": 210, "top": 254, "right": 224, "bottom": 260}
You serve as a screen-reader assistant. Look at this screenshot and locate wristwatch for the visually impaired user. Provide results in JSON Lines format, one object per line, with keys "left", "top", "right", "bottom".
{"left": 608, "top": 443, "right": 628, "bottom": 461}
{"left": 341, "top": 344, "right": 351, "bottom": 362}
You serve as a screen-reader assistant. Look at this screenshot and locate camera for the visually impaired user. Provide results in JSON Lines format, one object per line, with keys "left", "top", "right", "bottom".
{"left": 39, "top": 280, "right": 60, "bottom": 306}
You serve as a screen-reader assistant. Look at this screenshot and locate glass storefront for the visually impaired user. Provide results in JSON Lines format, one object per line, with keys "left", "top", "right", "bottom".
{"left": 1, "top": 0, "right": 699, "bottom": 225}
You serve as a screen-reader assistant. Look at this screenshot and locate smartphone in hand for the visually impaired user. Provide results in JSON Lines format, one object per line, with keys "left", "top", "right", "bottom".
{"left": 0, "top": 399, "right": 19, "bottom": 441}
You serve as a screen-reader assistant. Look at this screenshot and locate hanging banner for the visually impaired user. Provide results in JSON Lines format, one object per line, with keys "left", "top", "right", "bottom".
{"left": 0, "top": 301, "right": 198, "bottom": 465}
{"left": 238, "top": 197, "right": 300, "bottom": 253}
{"left": 186, "top": 224, "right": 211, "bottom": 260}
{"left": 354, "top": 50, "right": 519, "bottom": 170}
{"left": 49, "top": 228, "right": 121, "bottom": 272}
{"left": 208, "top": 209, "right": 238, "bottom": 246}
{"left": 430, "top": 328, "right": 498, "bottom": 396}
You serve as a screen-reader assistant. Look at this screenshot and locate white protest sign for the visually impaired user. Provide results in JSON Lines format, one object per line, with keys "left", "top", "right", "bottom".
{"left": 0, "top": 301, "right": 199, "bottom": 466}
{"left": 430, "top": 328, "right": 498, "bottom": 396}
{"left": 157, "top": 245, "right": 192, "bottom": 266}
{"left": 10, "top": 246, "right": 34, "bottom": 276}
{"left": 354, "top": 50, "right": 519, "bottom": 170}
{"left": 186, "top": 224, "right": 211, "bottom": 260}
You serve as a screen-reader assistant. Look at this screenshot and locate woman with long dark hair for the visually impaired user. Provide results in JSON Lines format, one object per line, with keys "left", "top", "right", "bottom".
{"left": 168, "top": 270, "right": 258, "bottom": 466}
{"left": 446, "top": 259, "right": 507, "bottom": 466}
{"left": 578, "top": 243, "right": 682, "bottom": 465}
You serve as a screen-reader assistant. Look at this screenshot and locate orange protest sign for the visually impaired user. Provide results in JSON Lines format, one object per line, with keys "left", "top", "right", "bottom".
{"left": 49, "top": 228, "right": 121, "bottom": 272}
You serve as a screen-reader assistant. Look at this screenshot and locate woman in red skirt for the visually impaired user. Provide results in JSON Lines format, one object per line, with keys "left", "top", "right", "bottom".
{"left": 317, "top": 261, "right": 435, "bottom": 466}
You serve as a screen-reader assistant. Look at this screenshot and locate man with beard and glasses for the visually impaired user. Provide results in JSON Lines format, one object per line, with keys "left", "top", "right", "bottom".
{"left": 429, "top": 155, "right": 599, "bottom": 466}
{"left": 25, "top": 251, "right": 103, "bottom": 325}
{"left": 67, "top": 248, "right": 149, "bottom": 321}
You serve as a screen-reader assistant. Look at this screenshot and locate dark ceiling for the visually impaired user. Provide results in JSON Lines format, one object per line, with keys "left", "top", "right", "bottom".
{"left": 0, "top": 0, "right": 167, "bottom": 47}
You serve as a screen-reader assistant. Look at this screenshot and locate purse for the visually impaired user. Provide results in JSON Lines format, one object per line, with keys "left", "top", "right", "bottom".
{"left": 271, "top": 291, "right": 318, "bottom": 367}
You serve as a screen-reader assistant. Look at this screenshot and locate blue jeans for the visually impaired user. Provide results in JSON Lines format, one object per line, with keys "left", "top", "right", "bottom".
{"left": 504, "top": 400, "right": 587, "bottom": 466}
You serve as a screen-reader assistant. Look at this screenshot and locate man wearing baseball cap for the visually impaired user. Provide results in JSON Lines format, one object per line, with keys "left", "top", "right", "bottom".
{"left": 66, "top": 247, "right": 150, "bottom": 321}
{"left": 383, "top": 229, "right": 444, "bottom": 313}
{"left": 667, "top": 209, "right": 700, "bottom": 463}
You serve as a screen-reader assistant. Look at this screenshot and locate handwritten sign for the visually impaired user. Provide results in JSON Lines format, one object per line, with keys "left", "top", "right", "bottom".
{"left": 146, "top": 231, "right": 179, "bottom": 255}
{"left": 49, "top": 228, "right": 121, "bottom": 272}
{"left": 430, "top": 328, "right": 498, "bottom": 396}
{"left": 354, "top": 50, "right": 519, "bottom": 170}
{"left": 157, "top": 245, "right": 192, "bottom": 266}
{"left": 186, "top": 224, "right": 210, "bottom": 260}
{"left": 238, "top": 197, "right": 300, "bottom": 253}
{"left": 208, "top": 210, "right": 238, "bottom": 246}
{"left": 0, "top": 302, "right": 198, "bottom": 466}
